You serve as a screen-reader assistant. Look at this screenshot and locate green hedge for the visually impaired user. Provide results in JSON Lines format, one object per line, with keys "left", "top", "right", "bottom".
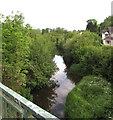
{"left": 65, "top": 75, "right": 112, "bottom": 119}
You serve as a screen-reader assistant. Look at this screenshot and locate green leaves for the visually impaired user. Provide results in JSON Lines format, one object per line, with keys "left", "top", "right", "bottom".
{"left": 2, "top": 12, "right": 57, "bottom": 99}
{"left": 100, "top": 16, "right": 113, "bottom": 30}
{"left": 86, "top": 19, "right": 98, "bottom": 33}
{"left": 61, "top": 29, "right": 113, "bottom": 119}
{"left": 62, "top": 31, "right": 101, "bottom": 66}
{"left": 65, "top": 76, "right": 112, "bottom": 119}
{"left": 1, "top": 13, "right": 32, "bottom": 99}
{"left": 28, "top": 30, "right": 56, "bottom": 88}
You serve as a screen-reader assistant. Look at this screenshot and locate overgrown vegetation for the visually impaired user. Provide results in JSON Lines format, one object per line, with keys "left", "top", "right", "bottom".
{"left": 62, "top": 16, "right": 113, "bottom": 119}
{"left": 1, "top": 13, "right": 57, "bottom": 100}
{"left": 1, "top": 12, "right": 112, "bottom": 119}
{"left": 65, "top": 76, "right": 112, "bottom": 119}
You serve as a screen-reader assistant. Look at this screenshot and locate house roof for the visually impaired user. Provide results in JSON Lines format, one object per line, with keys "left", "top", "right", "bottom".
{"left": 108, "top": 27, "right": 113, "bottom": 34}
{"left": 102, "top": 29, "right": 108, "bottom": 33}
{"left": 104, "top": 36, "right": 113, "bottom": 41}
{"left": 102, "top": 26, "right": 113, "bottom": 34}
{"left": 105, "top": 31, "right": 109, "bottom": 35}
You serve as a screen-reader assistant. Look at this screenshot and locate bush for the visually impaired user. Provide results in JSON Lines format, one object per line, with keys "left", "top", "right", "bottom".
{"left": 65, "top": 75, "right": 112, "bottom": 119}
{"left": 62, "top": 31, "right": 101, "bottom": 66}
{"left": 2, "top": 13, "right": 57, "bottom": 100}
{"left": 69, "top": 46, "right": 113, "bottom": 82}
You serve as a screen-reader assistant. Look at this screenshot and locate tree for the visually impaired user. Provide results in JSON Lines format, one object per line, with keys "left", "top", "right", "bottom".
{"left": 86, "top": 19, "right": 98, "bottom": 33}
{"left": 41, "top": 28, "right": 50, "bottom": 34}
{"left": 2, "top": 12, "right": 33, "bottom": 99}
{"left": 1, "top": 12, "right": 57, "bottom": 100}
{"left": 63, "top": 31, "right": 101, "bottom": 66}
{"left": 27, "top": 29, "right": 57, "bottom": 89}
{"left": 100, "top": 16, "right": 113, "bottom": 30}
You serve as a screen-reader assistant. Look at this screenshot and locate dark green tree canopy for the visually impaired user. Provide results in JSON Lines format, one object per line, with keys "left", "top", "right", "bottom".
{"left": 86, "top": 19, "right": 98, "bottom": 33}
{"left": 100, "top": 16, "right": 113, "bottom": 30}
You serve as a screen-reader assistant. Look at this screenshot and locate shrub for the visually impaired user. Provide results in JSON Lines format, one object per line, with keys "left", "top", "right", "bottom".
{"left": 65, "top": 75, "right": 112, "bottom": 119}
{"left": 69, "top": 46, "right": 113, "bottom": 82}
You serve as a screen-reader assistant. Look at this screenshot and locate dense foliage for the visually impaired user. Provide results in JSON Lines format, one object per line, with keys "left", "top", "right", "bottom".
{"left": 1, "top": 13, "right": 57, "bottom": 100}
{"left": 62, "top": 31, "right": 101, "bottom": 66}
{"left": 86, "top": 19, "right": 98, "bottom": 33}
{"left": 1, "top": 12, "right": 112, "bottom": 119}
{"left": 100, "top": 16, "right": 113, "bottom": 30}
{"left": 28, "top": 31, "right": 56, "bottom": 89}
{"left": 69, "top": 45, "right": 113, "bottom": 82}
{"left": 2, "top": 13, "right": 32, "bottom": 94}
{"left": 60, "top": 16, "right": 113, "bottom": 119}
{"left": 85, "top": 16, "right": 113, "bottom": 35}
{"left": 65, "top": 76, "right": 112, "bottom": 119}
{"left": 59, "top": 30, "right": 113, "bottom": 82}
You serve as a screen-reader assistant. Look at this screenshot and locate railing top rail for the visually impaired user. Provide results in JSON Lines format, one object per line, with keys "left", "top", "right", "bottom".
{"left": 0, "top": 82, "right": 59, "bottom": 120}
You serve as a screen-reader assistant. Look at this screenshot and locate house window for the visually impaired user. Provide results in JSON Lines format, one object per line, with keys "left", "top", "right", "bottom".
{"left": 105, "top": 34, "right": 109, "bottom": 37}
{"left": 106, "top": 41, "right": 110, "bottom": 44}
{"left": 105, "top": 32, "right": 109, "bottom": 37}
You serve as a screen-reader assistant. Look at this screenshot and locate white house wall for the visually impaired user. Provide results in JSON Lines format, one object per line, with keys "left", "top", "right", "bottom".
{"left": 102, "top": 33, "right": 106, "bottom": 40}
{"left": 103, "top": 40, "right": 113, "bottom": 46}
{"left": 111, "top": 40, "right": 113, "bottom": 46}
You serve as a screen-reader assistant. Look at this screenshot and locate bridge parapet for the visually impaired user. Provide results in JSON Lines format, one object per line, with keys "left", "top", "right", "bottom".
{"left": 0, "top": 82, "right": 59, "bottom": 119}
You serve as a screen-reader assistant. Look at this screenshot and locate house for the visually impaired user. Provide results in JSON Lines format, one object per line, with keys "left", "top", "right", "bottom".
{"left": 102, "top": 27, "right": 113, "bottom": 46}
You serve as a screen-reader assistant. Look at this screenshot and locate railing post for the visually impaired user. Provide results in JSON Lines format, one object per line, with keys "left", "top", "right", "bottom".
{"left": 0, "top": 83, "right": 60, "bottom": 120}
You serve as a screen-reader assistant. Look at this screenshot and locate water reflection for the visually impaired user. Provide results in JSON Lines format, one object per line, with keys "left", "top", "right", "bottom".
{"left": 33, "top": 55, "right": 75, "bottom": 118}
{"left": 66, "top": 70, "right": 82, "bottom": 84}
{"left": 33, "top": 85, "right": 58, "bottom": 112}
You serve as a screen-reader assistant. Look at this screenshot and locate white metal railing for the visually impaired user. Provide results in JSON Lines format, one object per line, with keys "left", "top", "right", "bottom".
{"left": 0, "top": 82, "right": 59, "bottom": 119}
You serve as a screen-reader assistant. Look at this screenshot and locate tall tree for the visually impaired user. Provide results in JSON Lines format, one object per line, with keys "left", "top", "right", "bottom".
{"left": 100, "top": 16, "right": 113, "bottom": 30}
{"left": 2, "top": 13, "right": 31, "bottom": 91}
{"left": 86, "top": 19, "right": 98, "bottom": 33}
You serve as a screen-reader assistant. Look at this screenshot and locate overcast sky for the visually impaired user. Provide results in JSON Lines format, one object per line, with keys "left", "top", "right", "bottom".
{"left": 0, "top": 0, "right": 112, "bottom": 31}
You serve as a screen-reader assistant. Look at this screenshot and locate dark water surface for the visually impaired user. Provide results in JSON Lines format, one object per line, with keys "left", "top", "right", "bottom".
{"left": 32, "top": 55, "right": 75, "bottom": 118}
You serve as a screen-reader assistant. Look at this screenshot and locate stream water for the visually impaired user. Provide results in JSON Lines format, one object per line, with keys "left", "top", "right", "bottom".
{"left": 32, "top": 55, "right": 75, "bottom": 118}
